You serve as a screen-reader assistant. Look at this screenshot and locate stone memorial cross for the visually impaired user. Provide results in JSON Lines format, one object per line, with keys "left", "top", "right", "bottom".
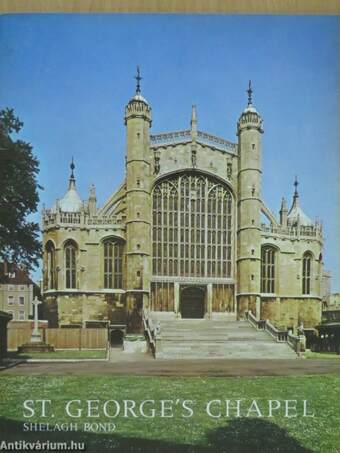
{"left": 31, "top": 296, "right": 42, "bottom": 343}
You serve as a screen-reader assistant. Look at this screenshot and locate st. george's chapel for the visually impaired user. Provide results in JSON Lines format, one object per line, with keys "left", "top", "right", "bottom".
{"left": 42, "top": 70, "right": 324, "bottom": 335}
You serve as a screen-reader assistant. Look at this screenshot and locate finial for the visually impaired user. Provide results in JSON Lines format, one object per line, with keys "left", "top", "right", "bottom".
{"left": 191, "top": 104, "right": 197, "bottom": 122}
{"left": 290, "top": 175, "right": 300, "bottom": 209}
{"left": 135, "top": 66, "right": 142, "bottom": 94}
{"left": 89, "top": 183, "right": 96, "bottom": 198}
{"left": 190, "top": 105, "right": 197, "bottom": 137}
{"left": 247, "top": 80, "right": 253, "bottom": 106}
{"left": 294, "top": 175, "right": 299, "bottom": 196}
{"left": 68, "top": 157, "right": 76, "bottom": 189}
{"left": 70, "top": 157, "right": 75, "bottom": 179}
{"left": 191, "top": 105, "right": 197, "bottom": 125}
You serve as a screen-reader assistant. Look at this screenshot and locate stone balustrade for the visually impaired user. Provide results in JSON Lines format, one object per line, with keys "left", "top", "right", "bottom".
{"left": 42, "top": 209, "right": 121, "bottom": 228}
{"left": 150, "top": 130, "right": 192, "bottom": 146}
{"left": 150, "top": 129, "right": 237, "bottom": 153}
{"left": 197, "top": 130, "right": 237, "bottom": 152}
{"left": 261, "top": 223, "right": 322, "bottom": 239}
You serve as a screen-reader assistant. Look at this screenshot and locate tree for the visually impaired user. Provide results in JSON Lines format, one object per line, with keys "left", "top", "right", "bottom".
{"left": 0, "top": 108, "right": 42, "bottom": 271}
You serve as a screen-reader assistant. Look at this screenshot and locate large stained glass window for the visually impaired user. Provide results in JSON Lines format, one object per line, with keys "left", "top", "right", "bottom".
{"left": 152, "top": 173, "right": 233, "bottom": 278}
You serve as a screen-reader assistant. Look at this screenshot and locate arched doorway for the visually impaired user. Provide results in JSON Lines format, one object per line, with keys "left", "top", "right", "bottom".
{"left": 110, "top": 329, "right": 124, "bottom": 347}
{"left": 180, "top": 286, "right": 205, "bottom": 319}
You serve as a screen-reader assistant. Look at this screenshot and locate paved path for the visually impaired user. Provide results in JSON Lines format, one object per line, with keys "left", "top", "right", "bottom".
{"left": 1, "top": 358, "right": 340, "bottom": 377}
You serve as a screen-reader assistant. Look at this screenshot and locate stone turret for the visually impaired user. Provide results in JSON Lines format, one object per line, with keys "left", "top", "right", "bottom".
{"left": 279, "top": 197, "right": 288, "bottom": 227}
{"left": 124, "top": 67, "right": 152, "bottom": 331}
{"left": 237, "top": 81, "right": 263, "bottom": 318}
{"left": 88, "top": 184, "right": 97, "bottom": 216}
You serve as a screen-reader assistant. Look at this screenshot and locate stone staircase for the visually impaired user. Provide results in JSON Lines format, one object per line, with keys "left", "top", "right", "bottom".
{"left": 155, "top": 319, "right": 297, "bottom": 359}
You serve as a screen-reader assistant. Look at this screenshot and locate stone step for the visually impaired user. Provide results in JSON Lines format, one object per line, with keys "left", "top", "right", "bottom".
{"left": 159, "top": 320, "right": 245, "bottom": 325}
{"left": 159, "top": 322, "right": 255, "bottom": 330}
{"left": 161, "top": 335, "right": 273, "bottom": 343}
{"left": 153, "top": 319, "right": 297, "bottom": 360}
{"left": 158, "top": 341, "right": 296, "bottom": 360}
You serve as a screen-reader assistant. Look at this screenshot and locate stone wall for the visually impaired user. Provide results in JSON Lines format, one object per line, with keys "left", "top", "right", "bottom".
{"left": 43, "top": 292, "right": 127, "bottom": 327}
{"left": 43, "top": 295, "right": 59, "bottom": 327}
{"left": 237, "top": 295, "right": 257, "bottom": 319}
{"left": 260, "top": 297, "right": 321, "bottom": 330}
{"left": 43, "top": 227, "right": 125, "bottom": 294}
{"left": 155, "top": 142, "right": 237, "bottom": 186}
{"left": 260, "top": 233, "right": 323, "bottom": 297}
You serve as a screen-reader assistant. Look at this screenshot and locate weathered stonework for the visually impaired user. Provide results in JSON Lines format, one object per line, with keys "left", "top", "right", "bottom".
{"left": 41, "top": 78, "right": 324, "bottom": 334}
{"left": 261, "top": 297, "right": 321, "bottom": 330}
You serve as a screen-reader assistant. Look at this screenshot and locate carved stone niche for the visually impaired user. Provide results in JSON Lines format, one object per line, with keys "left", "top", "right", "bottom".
{"left": 191, "top": 144, "right": 197, "bottom": 168}
{"left": 154, "top": 149, "right": 160, "bottom": 174}
{"left": 226, "top": 158, "right": 233, "bottom": 180}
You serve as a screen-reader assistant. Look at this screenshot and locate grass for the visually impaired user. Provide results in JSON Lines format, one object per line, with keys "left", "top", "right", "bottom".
{"left": 0, "top": 375, "right": 339, "bottom": 452}
{"left": 7, "top": 350, "right": 107, "bottom": 360}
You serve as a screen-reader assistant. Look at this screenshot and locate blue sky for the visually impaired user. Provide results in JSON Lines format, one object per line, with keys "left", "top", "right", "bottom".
{"left": 0, "top": 14, "right": 338, "bottom": 290}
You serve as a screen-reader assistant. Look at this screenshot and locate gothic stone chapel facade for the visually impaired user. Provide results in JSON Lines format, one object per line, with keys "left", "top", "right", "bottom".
{"left": 42, "top": 73, "right": 324, "bottom": 332}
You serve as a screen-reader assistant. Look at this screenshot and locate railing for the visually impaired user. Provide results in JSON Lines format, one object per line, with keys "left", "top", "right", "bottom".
{"left": 287, "top": 332, "right": 302, "bottom": 353}
{"left": 246, "top": 310, "right": 260, "bottom": 329}
{"left": 87, "top": 216, "right": 121, "bottom": 225}
{"left": 142, "top": 309, "right": 157, "bottom": 358}
{"left": 261, "top": 224, "right": 321, "bottom": 238}
{"left": 150, "top": 129, "right": 237, "bottom": 153}
{"left": 265, "top": 319, "right": 288, "bottom": 342}
{"left": 245, "top": 311, "right": 300, "bottom": 350}
{"left": 150, "top": 130, "right": 192, "bottom": 146}
{"left": 42, "top": 210, "right": 121, "bottom": 227}
{"left": 197, "top": 131, "right": 237, "bottom": 152}
{"left": 43, "top": 213, "right": 60, "bottom": 226}
{"left": 60, "top": 213, "right": 82, "bottom": 224}
{"left": 245, "top": 310, "right": 265, "bottom": 331}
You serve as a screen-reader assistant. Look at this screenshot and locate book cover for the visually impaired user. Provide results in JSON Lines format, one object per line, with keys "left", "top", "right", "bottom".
{"left": 0, "top": 9, "right": 339, "bottom": 453}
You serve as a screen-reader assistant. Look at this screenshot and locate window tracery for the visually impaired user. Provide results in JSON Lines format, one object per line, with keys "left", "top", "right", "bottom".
{"left": 152, "top": 173, "right": 233, "bottom": 278}
{"left": 261, "top": 246, "right": 276, "bottom": 293}
{"left": 302, "top": 252, "right": 312, "bottom": 295}
{"left": 64, "top": 240, "right": 77, "bottom": 289}
{"left": 103, "top": 239, "right": 124, "bottom": 289}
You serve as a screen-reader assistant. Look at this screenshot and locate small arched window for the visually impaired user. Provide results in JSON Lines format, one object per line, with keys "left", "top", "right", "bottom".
{"left": 103, "top": 239, "right": 124, "bottom": 289}
{"left": 261, "top": 246, "right": 276, "bottom": 293}
{"left": 64, "top": 240, "right": 77, "bottom": 289}
{"left": 302, "top": 253, "right": 312, "bottom": 295}
{"left": 45, "top": 241, "right": 56, "bottom": 290}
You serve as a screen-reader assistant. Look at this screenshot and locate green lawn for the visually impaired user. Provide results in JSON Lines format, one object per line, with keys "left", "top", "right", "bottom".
{"left": 7, "top": 350, "right": 107, "bottom": 360}
{"left": 304, "top": 351, "right": 340, "bottom": 360}
{"left": 0, "top": 375, "right": 339, "bottom": 452}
